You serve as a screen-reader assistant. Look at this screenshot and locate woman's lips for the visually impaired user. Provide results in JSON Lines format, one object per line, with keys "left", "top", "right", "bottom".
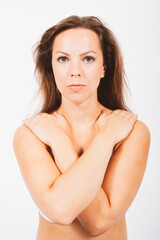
{"left": 67, "top": 84, "right": 86, "bottom": 91}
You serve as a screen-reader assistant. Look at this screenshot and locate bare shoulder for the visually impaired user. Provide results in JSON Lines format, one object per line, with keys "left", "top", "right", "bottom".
{"left": 13, "top": 124, "right": 46, "bottom": 150}
{"left": 13, "top": 124, "right": 30, "bottom": 140}
{"left": 14, "top": 124, "right": 35, "bottom": 139}
{"left": 114, "top": 120, "right": 151, "bottom": 164}
{"left": 128, "top": 120, "right": 151, "bottom": 144}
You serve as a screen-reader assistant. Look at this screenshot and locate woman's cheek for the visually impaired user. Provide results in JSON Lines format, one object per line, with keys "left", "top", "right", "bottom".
{"left": 53, "top": 68, "right": 67, "bottom": 91}
{"left": 87, "top": 68, "right": 102, "bottom": 86}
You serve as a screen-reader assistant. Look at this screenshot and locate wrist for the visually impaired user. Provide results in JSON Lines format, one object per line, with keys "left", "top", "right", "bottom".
{"left": 97, "top": 130, "right": 115, "bottom": 149}
{"left": 50, "top": 135, "right": 78, "bottom": 173}
{"left": 49, "top": 134, "right": 70, "bottom": 149}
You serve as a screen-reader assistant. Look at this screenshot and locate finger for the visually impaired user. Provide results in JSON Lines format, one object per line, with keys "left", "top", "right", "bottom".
{"left": 22, "top": 118, "right": 35, "bottom": 129}
{"left": 120, "top": 110, "right": 129, "bottom": 117}
{"left": 113, "top": 109, "right": 121, "bottom": 115}
{"left": 104, "top": 109, "right": 111, "bottom": 115}
{"left": 128, "top": 112, "right": 138, "bottom": 119}
{"left": 101, "top": 108, "right": 106, "bottom": 114}
{"left": 53, "top": 111, "right": 58, "bottom": 116}
{"left": 34, "top": 114, "right": 42, "bottom": 119}
{"left": 121, "top": 111, "right": 132, "bottom": 118}
{"left": 39, "top": 112, "right": 50, "bottom": 118}
{"left": 126, "top": 112, "right": 132, "bottom": 118}
{"left": 124, "top": 112, "right": 133, "bottom": 120}
{"left": 96, "top": 109, "right": 107, "bottom": 120}
{"left": 53, "top": 111, "right": 62, "bottom": 118}
{"left": 100, "top": 108, "right": 110, "bottom": 116}
{"left": 128, "top": 114, "right": 138, "bottom": 123}
{"left": 30, "top": 114, "right": 42, "bottom": 123}
{"left": 55, "top": 111, "right": 69, "bottom": 122}
{"left": 22, "top": 117, "right": 32, "bottom": 124}
{"left": 55, "top": 111, "right": 64, "bottom": 117}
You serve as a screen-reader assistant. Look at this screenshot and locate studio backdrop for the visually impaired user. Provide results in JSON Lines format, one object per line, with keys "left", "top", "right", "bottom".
{"left": 0, "top": 1, "right": 159, "bottom": 239}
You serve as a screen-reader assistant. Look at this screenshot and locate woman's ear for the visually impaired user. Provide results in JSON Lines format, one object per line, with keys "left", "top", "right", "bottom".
{"left": 101, "top": 65, "right": 106, "bottom": 78}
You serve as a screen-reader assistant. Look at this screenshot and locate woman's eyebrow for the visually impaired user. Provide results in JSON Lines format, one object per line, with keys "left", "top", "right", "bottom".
{"left": 55, "top": 51, "right": 97, "bottom": 56}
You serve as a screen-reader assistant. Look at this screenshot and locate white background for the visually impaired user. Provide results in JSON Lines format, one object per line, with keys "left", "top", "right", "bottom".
{"left": 0, "top": 0, "right": 160, "bottom": 239}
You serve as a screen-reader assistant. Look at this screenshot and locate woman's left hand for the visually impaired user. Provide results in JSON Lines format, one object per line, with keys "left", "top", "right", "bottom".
{"left": 22, "top": 111, "right": 70, "bottom": 148}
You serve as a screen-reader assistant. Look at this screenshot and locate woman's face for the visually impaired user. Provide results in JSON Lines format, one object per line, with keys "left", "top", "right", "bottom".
{"left": 51, "top": 28, "right": 105, "bottom": 104}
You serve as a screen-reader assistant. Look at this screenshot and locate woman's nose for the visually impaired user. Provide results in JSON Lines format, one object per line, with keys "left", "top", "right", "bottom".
{"left": 71, "top": 73, "right": 81, "bottom": 77}
{"left": 70, "top": 61, "right": 81, "bottom": 77}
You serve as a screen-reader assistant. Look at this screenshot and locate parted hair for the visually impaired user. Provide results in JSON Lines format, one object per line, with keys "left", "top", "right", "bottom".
{"left": 32, "top": 15, "right": 130, "bottom": 113}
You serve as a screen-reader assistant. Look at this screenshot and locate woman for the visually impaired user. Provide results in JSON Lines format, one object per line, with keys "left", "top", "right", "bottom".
{"left": 13, "top": 16, "right": 150, "bottom": 240}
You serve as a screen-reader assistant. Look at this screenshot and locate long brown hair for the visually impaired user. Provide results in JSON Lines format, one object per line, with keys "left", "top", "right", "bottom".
{"left": 32, "top": 15, "right": 130, "bottom": 113}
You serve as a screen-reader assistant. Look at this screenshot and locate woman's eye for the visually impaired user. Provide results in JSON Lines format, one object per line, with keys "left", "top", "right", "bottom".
{"left": 57, "top": 57, "right": 68, "bottom": 63}
{"left": 84, "top": 56, "right": 95, "bottom": 63}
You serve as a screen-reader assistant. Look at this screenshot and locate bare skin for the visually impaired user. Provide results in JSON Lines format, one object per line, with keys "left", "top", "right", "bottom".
{"left": 13, "top": 28, "right": 150, "bottom": 239}
{"left": 37, "top": 211, "right": 127, "bottom": 240}
{"left": 13, "top": 107, "right": 150, "bottom": 240}
{"left": 36, "top": 107, "right": 128, "bottom": 240}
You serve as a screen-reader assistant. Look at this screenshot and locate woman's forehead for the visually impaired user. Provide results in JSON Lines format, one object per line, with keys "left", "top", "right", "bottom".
{"left": 52, "top": 28, "right": 101, "bottom": 53}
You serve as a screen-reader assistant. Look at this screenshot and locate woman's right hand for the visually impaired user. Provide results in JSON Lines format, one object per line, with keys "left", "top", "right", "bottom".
{"left": 96, "top": 109, "right": 138, "bottom": 145}
{"left": 22, "top": 111, "right": 70, "bottom": 148}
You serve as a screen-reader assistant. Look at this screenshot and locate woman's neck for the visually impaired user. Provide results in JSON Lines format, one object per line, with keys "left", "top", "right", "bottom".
{"left": 57, "top": 97, "right": 103, "bottom": 130}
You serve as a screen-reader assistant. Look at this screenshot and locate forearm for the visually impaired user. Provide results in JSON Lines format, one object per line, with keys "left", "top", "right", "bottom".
{"left": 52, "top": 138, "right": 110, "bottom": 229}
{"left": 52, "top": 135, "right": 78, "bottom": 173}
{"left": 49, "top": 132, "right": 113, "bottom": 222}
{"left": 77, "top": 187, "right": 110, "bottom": 235}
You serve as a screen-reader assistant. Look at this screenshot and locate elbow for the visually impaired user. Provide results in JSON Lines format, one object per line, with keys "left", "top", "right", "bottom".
{"left": 44, "top": 188, "right": 75, "bottom": 226}
{"left": 56, "top": 215, "right": 72, "bottom": 226}
{"left": 51, "top": 203, "right": 75, "bottom": 226}
{"left": 52, "top": 208, "right": 73, "bottom": 226}
{"left": 87, "top": 213, "right": 117, "bottom": 237}
{"left": 87, "top": 221, "right": 111, "bottom": 237}
{"left": 60, "top": 213, "right": 75, "bottom": 226}
{"left": 39, "top": 207, "right": 72, "bottom": 226}
{"left": 88, "top": 223, "right": 114, "bottom": 237}
{"left": 40, "top": 199, "right": 73, "bottom": 226}
{"left": 47, "top": 212, "right": 72, "bottom": 226}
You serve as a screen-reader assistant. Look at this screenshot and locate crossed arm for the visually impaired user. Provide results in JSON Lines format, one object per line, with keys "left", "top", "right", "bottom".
{"left": 50, "top": 140, "right": 110, "bottom": 236}
{"left": 49, "top": 120, "right": 150, "bottom": 236}
{"left": 13, "top": 119, "right": 150, "bottom": 237}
